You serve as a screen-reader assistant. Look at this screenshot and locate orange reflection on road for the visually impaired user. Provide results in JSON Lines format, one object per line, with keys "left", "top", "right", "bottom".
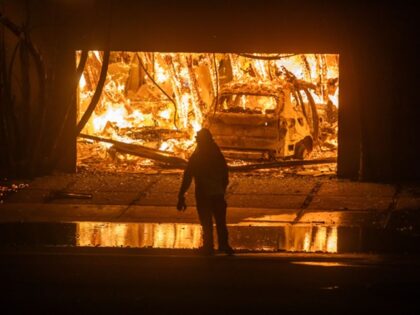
{"left": 284, "top": 225, "right": 337, "bottom": 253}
{"left": 77, "top": 222, "right": 202, "bottom": 249}
{"left": 76, "top": 222, "right": 338, "bottom": 253}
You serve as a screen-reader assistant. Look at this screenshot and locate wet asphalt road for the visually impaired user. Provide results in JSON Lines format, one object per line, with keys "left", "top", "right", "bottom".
{"left": 1, "top": 248, "right": 420, "bottom": 315}
{"left": 2, "top": 174, "right": 420, "bottom": 313}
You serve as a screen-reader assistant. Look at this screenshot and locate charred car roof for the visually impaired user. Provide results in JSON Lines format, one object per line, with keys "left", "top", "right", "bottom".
{"left": 219, "top": 80, "right": 291, "bottom": 96}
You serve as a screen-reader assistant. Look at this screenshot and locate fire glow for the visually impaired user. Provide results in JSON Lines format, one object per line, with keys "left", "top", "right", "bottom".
{"left": 76, "top": 222, "right": 338, "bottom": 253}
{"left": 77, "top": 52, "right": 339, "bottom": 171}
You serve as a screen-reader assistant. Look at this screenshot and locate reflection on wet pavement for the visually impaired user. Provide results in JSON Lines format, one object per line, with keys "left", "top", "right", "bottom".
{"left": 0, "top": 221, "right": 342, "bottom": 252}
{"left": 77, "top": 223, "right": 338, "bottom": 252}
{"left": 284, "top": 225, "right": 337, "bottom": 252}
{"left": 291, "top": 261, "right": 365, "bottom": 267}
{"left": 77, "top": 222, "right": 202, "bottom": 249}
{"left": 1, "top": 207, "right": 419, "bottom": 253}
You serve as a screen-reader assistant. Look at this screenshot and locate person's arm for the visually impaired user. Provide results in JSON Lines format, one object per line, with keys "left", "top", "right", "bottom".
{"left": 177, "top": 155, "right": 195, "bottom": 211}
{"left": 218, "top": 149, "right": 229, "bottom": 191}
{"left": 178, "top": 157, "right": 194, "bottom": 198}
{"left": 222, "top": 155, "right": 229, "bottom": 191}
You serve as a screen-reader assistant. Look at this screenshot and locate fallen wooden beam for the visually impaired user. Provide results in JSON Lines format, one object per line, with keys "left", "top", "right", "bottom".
{"left": 113, "top": 143, "right": 188, "bottom": 167}
{"left": 228, "top": 157, "right": 337, "bottom": 172}
{"left": 79, "top": 133, "right": 188, "bottom": 168}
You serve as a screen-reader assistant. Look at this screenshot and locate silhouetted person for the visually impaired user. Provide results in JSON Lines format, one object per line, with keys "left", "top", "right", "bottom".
{"left": 177, "top": 128, "right": 234, "bottom": 255}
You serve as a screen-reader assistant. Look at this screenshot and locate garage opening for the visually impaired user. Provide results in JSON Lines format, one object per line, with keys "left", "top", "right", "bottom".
{"left": 76, "top": 52, "right": 339, "bottom": 174}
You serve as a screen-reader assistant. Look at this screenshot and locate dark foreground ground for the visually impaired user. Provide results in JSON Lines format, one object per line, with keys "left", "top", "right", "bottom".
{"left": 1, "top": 172, "right": 420, "bottom": 314}
{"left": 1, "top": 248, "right": 420, "bottom": 315}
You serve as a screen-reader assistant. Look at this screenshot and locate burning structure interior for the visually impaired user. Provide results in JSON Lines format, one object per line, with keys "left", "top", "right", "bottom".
{"left": 77, "top": 52, "right": 339, "bottom": 172}
{"left": 1, "top": 1, "right": 419, "bottom": 181}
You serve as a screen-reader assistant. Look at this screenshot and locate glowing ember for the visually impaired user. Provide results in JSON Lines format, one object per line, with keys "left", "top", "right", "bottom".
{"left": 159, "top": 108, "right": 172, "bottom": 120}
{"left": 79, "top": 74, "right": 86, "bottom": 89}
{"left": 330, "top": 87, "right": 339, "bottom": 107}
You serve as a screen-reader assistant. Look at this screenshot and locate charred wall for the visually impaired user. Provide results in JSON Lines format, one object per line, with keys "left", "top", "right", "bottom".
{"left": 1, "top": 0, "right": 419, "bottom": 181}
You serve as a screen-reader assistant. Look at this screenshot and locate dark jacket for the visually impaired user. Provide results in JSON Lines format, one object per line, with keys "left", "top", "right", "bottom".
{"left": 179, "top": 140, "right": 229, "bottom": 199}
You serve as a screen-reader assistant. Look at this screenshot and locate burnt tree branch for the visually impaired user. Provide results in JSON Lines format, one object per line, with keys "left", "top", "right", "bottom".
{"left": 75, "top": 51, "right": 89, "bottom": 81}
{"left": 76, "top": 51, "right": 110, "bottom": 135}
{"left": 1, "top": 11, "right": 48, "bottom": 175}
{"left": 3, "top": 41, "right": 21, "bottom": 166}
{"left": 0, "top": 12, "right": 22, "bottom": 37}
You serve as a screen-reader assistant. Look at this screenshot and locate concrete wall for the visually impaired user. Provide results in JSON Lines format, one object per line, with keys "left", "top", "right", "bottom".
{"left": 1, "top": 0, "right": 419, "bottom": 181}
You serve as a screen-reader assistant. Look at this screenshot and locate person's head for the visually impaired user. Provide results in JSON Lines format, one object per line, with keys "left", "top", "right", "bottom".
{"left": 195, "top": 128, "right": 214, "bottom": 147}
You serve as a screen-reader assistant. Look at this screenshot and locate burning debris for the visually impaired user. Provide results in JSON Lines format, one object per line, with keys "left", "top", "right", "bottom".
{"left": 77, "top": 52, "right": 338, "bottom": 172}
{"left": 0, "top": 181, "right": 29, "bottom": 203}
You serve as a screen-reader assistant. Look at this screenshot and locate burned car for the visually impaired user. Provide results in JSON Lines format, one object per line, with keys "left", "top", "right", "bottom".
{"left": 205, "top": 81, "right": 316, "bottom": 160}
